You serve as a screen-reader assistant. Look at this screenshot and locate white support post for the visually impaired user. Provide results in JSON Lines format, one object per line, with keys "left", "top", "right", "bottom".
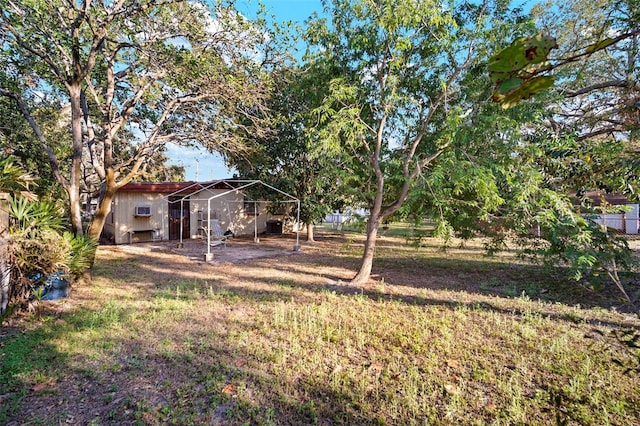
{"left": 204, "top": 199, "right": 213, "bottom": 261}
{"left": 293, "top": 200, "right": 301, "bottom": 251}
{"left": 254, "top": 201, "right": 259, "bottom": 243}
{"left": 178, "top": 199, "right": 184, "bottom": 248}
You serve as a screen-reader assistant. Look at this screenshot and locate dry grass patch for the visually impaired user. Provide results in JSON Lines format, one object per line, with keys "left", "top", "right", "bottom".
{"left": 1, "top": 231, "right": 639, "bottom": 425}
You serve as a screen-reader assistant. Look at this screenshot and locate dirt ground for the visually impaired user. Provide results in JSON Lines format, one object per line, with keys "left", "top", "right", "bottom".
{"left": 113, "top": 234, "right": 305, "bottom": 264}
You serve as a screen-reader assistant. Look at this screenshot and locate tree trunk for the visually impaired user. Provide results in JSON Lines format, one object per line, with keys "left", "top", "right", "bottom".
{"left": 350, "top": 211, "right": 381, "bottom": 286}
{"left": 87, "top": 171, "right": 118, "bottom": 243}
{"left": 0, "top": 261, "right": 9, "bottom": 315}
{"left": 306, "top": 222, "right": 315, "bottom": 242}
{"left": 0, "top": 238, "right": 10, "bottom": 315}
{"left": 87, "top": 193, "right": 112, "bottom": 243}
{"left": 69, "top": 83, "right": 84, "bottom": 236}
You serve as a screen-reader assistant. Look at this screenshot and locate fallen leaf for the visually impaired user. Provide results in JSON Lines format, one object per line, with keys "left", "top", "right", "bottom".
{"left": 486, "top": 402, "right": 497, "bottom": 412}
{"left": 446, "top": 359, "right": 461, "bottom": 369}
{"left": 368, "top": 363, "right": 383, "bottom": 373}
{"left": 32, "top": 383, "right": 48, "bottom": 392}
{"left": 234, "top": 358, "right": 247, "bottom": 368}
{"left": 222, "top": 384, "right": 236, "bottom": 395}
{"left": 444, "top": 383, "right": 458, "bottom": 394}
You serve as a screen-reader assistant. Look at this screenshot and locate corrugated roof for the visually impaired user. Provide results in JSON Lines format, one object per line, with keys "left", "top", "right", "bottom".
{"left": 117, "top": 180, "right": 236, "bottom": 194}
{"left": 117, "top": 182, "right": 198, "bottom": 193}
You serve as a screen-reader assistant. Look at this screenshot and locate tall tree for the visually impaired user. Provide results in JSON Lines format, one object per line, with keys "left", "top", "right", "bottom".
{"left": 489, "top": 0, "right": 639, "bottom": 120}
{"left": 532, "top": 0, "right": 640, "bottom": 196}
{"left": 0, "top": 97, "right": 63, "bottom": 201}
{"left": 229, "top": 62, "right": 356, "bottom": 241}
{"left": 0, "top": 0, "right": 276, "bottom": 244}
{"left": 489, "top": 0, "right": 640, "bottom": 197}
{"left": 134, "top": 150, "right": 186, "bottom": 183}
{"left": 308, "top": 0, "right": 508, "bottom": 284}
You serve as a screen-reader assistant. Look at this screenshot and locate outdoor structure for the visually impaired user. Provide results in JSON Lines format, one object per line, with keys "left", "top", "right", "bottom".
{"left": 102, "top": 180, "right": 300, "bottom": 246}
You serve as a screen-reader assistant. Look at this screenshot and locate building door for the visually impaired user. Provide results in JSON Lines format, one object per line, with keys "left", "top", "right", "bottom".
{"left": 168, "top": 197, "right": 190, "bottom": 240}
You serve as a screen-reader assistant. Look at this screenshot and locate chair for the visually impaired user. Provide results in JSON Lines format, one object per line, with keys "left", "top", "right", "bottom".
{"left": 203, "top": 219, "right": 227, "bottom": 248}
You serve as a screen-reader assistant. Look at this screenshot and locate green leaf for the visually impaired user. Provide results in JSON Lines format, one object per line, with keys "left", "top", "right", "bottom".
{"left": 489, "top": 34, "right": 557, "bottom": 73}
{"left": 497, "top": 78, "right": 524, "bottom": 95}
{"left": 488, "top": 33, "right": 558, "bottom": 89}
{"left": 499, "top": 75, "right": 555, "bottom": 109}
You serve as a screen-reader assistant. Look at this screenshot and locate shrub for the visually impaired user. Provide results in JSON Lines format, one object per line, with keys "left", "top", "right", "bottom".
{"left": 2, "top": 195, "right": 97, "bottom": 317}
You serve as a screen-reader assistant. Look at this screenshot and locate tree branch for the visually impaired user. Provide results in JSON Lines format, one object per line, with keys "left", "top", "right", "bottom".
{"left": 0, "top": 89, "right": 69, "bottom": 189}
{"left": 563, "top": 79, "right": 635, "bottom": 97}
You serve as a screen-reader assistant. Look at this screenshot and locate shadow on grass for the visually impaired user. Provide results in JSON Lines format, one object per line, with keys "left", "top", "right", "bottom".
{"left": 3, "top": 240, "right": 639, "bottom": 424}
{"left": 233, "top": 254, "right": 638, "bottom": 315}
{"left": 129, "top": 251, "right": 640, "bottom": 330}
{"left": 0, "top": 301, "right": 404, "bottom": 424}
{"left": 0, "top": 327, "right": 65, "bottom": 423}
{"left": 0, "top": 301, "right": 138, "bottom": 424}
{"left": 101, "top": 230, "right": 639, "bottom": 324}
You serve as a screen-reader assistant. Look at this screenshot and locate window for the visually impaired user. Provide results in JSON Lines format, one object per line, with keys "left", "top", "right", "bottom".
{"left": 244, "top": 201, "right": 257, "bottom": 216}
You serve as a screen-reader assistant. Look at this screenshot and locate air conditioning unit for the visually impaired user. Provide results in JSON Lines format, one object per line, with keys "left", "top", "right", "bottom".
{"left": 134, "top": 205, "right": 152, "bottom": 217}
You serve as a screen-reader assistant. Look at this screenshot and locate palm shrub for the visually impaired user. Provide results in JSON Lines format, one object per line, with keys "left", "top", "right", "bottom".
{"left": 4, "top": 197, "right": 67, "bottom": 311}
{"left": 62, "top": 232, "right": 98, "bottom": 278}
{"left": 0, "top": 155, "right": 36, "bottom": 200}
{"left": 0, "top": 156, "right": 97, "bottom": 316}
{"left": 5, "top": 197, "right": 98, "bottom": 313}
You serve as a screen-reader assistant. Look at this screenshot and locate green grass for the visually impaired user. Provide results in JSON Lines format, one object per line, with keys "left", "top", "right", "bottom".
{"left": 1, "top": 231, "right": 639, "bottom": 425}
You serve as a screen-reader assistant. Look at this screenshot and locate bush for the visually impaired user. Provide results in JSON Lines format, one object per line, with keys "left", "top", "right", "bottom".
{"left": 1, "top": 195, "right": 97, "bottom": 316}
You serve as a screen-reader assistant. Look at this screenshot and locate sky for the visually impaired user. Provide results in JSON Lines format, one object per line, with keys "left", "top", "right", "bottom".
{"left": 166, "top": 0, "right": 324, "bottom": 182}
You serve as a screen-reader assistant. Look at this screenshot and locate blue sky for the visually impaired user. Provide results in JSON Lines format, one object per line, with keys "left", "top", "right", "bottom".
{"left": 166, "top": 0, "right": 324, "bottom": 181}
{"left": 237, "top": 0, "right": 324, "bottom": 22}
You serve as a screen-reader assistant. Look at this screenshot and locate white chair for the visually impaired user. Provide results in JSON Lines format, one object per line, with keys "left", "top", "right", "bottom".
{"left": 203, "top": 219, "right": 227, "bottom": 248}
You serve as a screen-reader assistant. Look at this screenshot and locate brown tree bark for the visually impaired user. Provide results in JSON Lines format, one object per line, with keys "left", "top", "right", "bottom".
{"left": 69, "top": 83, "right": 85, "bottom": 235}
{"left": 306, "top": 222, "right": 315, "bottom": 242}
{"left": 86, "top": 170, "right": 120, "bottom": 242}
{"left": 350, "top": 212, "right": 381, "bottom": 286}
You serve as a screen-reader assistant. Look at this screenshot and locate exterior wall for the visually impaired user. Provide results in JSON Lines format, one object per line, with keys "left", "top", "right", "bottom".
{"left": 188, "top": 189, "right": 273, "bottom": 238}
{"left": 107, "top": 185, "right": 287, "bottom": 244}
{"left": 108, "top": 192, "right": 167, "bottom": 244}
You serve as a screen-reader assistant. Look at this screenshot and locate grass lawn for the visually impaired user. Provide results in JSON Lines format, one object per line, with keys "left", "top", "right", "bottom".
{"left": 1, "top": 229, "right": 639, "bottom": 425}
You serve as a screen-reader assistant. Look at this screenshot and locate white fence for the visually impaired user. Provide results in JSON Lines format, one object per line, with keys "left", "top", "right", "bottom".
{"left": 588, "top": 204, "right": 639, "bottom": 235}
{"left": 324, "top": 208, "right": 368, "bottom": 224}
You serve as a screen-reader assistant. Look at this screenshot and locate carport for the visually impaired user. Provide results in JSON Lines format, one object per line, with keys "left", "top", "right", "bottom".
{"left": 162, "top": 180, "right": 300, "bottom": 261}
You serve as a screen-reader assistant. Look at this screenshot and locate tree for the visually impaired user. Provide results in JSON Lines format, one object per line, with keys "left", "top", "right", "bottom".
{"left": 0, "top": 0, "right": 276, "bottom": 247}
{"left": 307, "top": 0, "right": 508, "bottom": 284}
{"left": 549, "top": 0, "right": 639, "bottom": 143}
{"left": 401, "top": 0, "right": 639, "bottom": 306}
{"left": 229, "top": 62, "right": 356, "bottom": 241}
{"left": 135, "top": 151, "right": 186, "bottom": 183}
{"left": 0, "top": 97, "right": 63, "bottom": 201}
{"left": 489, "top": 0, "right": 639, "bottom": 114}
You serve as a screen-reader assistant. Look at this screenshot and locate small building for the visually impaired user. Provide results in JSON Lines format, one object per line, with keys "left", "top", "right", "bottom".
{"left": 102, "top": 180, "right": 294, "bottom": 244}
